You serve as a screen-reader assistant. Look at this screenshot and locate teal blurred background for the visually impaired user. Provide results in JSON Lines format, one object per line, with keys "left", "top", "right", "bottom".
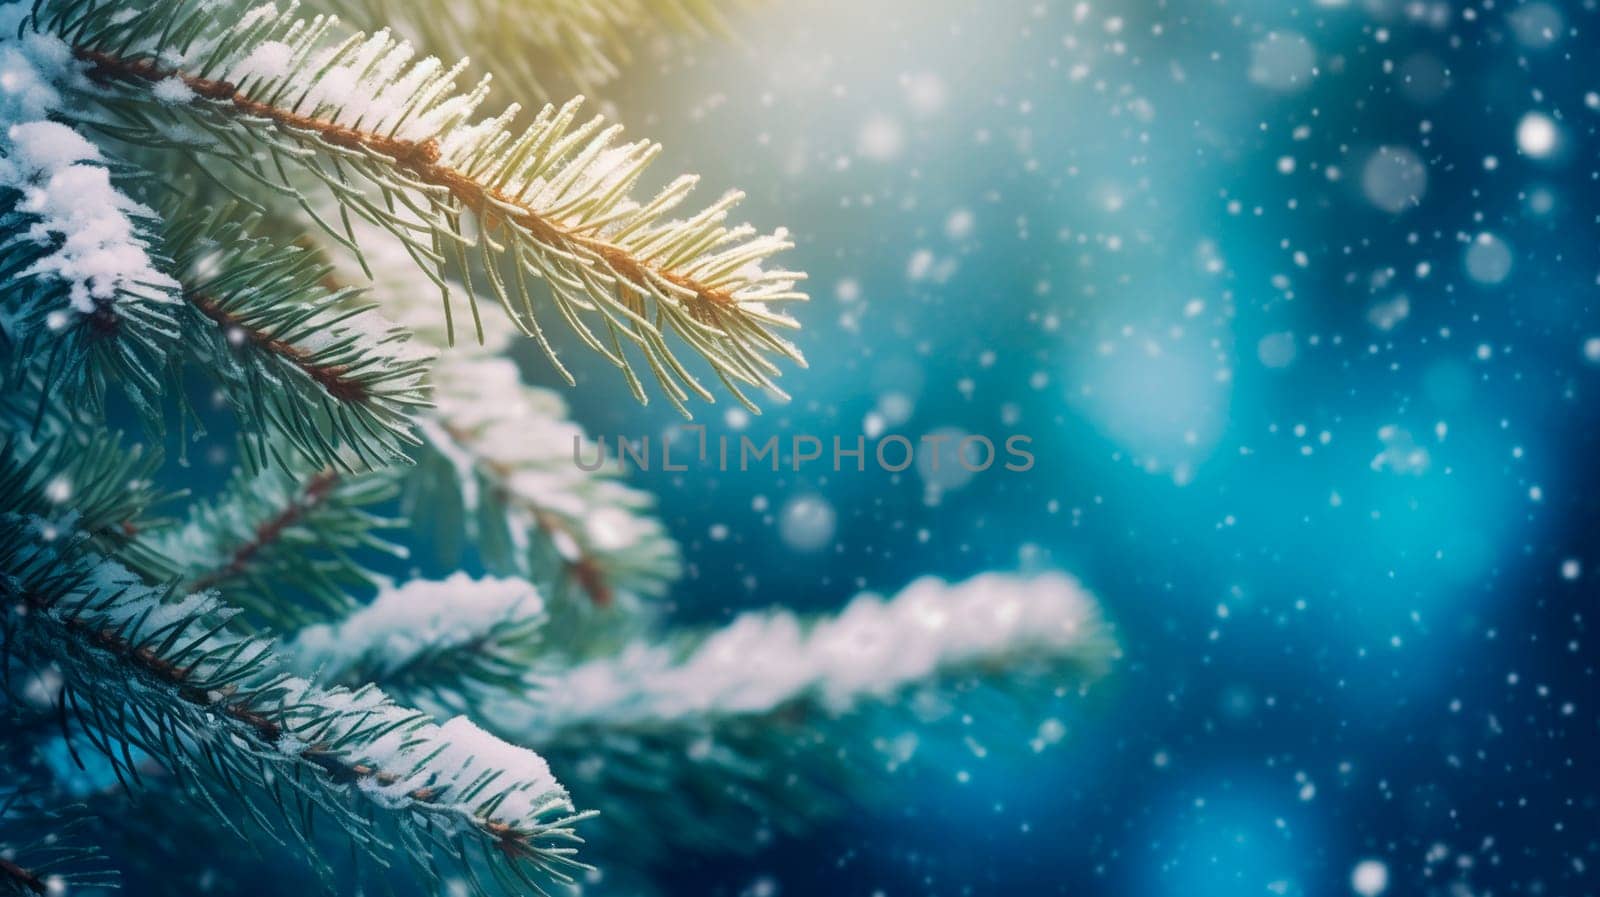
{"left": 533, "top": 1, "right": 1600, "bottom": 895}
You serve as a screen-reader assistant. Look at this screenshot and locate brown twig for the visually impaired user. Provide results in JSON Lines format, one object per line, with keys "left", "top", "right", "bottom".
{"left": 443, "top": 422, "right": 614, "bottom": 607}
{"left": 0, "top": 857, "right": 46, "bottom": 896}
{"left": 187, "top": 292, "right": 368, "bottom": 402}
{"left": 186, "top": 469, "right": 339, "bottom": 592}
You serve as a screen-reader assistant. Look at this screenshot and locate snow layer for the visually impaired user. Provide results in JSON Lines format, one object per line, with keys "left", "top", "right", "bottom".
{"left": 507, "top": 572, "right": 1104, "bottom": 735}
{"left": 0, "top": 10, "right": 177, "bottom": 314}
{"left": 289, "top": 573, "right": 544, "bottom": 678}
{"left": 277, "top": 679, "right": 571, "bottom": 828}
{"left": 423, "top": 351, "right": 681, "bottom": 599}
{"left": 0, "top": 122, "right": 178, "bottom": 312}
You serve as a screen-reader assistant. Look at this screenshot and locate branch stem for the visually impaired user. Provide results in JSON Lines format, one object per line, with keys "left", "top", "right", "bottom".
{"left": 186, "top": 470, "right": 339, "bottom": 593}
{"left": 187, "top": 292, "right": 369, "bottom": 402}
{"left": 77, "top": 48, "right": 738, "bottom": 318}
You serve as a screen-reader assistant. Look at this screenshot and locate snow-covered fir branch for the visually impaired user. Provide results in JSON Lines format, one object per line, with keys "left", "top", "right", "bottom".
{"left": 0, "top": 121, "right": 174, "bottom": 316}
{"left": 163, "top": 206, "right": 436, "bottom": 472}
{"left": 139, "top": 462, "right": 406, "bottom": 629}
{"left": 486, "top": 572, "right": 1108, "bottom": 860}
{"left": 0, "top": 6, "right": 179, "bottom": 413}
{"left": 501, "top": 572, "right": 1107, "bottom": 736}
{"left": 35, "top": 0, "right": 807, "bottom": 413}
{"left": 0, "top": 513, "right": 588, "bottom": 891}
{"left": 288, "top": 573, "right": 547, "bottom": 713}
{"left": 0, "top": 11, "right": 174, "bottom": 315}
{"left": 421, "top": 356, "right": 681, "bottom": 608}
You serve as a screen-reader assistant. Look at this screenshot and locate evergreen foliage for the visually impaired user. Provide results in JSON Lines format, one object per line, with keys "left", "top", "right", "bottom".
{"left": 0, "top": 1, "right": 1110, "bottom": 894}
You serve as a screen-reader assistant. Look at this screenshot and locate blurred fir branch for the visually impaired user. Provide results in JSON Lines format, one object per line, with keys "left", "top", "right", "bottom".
{"left": 136, "top": 460, "right": 406, "bottom": 629}
{"left": 286, "top": 573, "right": 549, "bottom": 715}
{"left": 0, "top": 787, "right": 119, "bottom": 895}
{"left": 468, "top": 574, "right": 1107, "bottom": 859}
{"left": 315, "top": 212, "right": 682, "bottom": 618}
{"left": 414, "top": 356, "right": 681, "bottom": 609}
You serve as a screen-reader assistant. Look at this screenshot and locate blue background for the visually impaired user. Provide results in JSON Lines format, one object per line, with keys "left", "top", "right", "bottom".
{"left": 541, "top": 1, "right": 1600, "bottom": 895}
